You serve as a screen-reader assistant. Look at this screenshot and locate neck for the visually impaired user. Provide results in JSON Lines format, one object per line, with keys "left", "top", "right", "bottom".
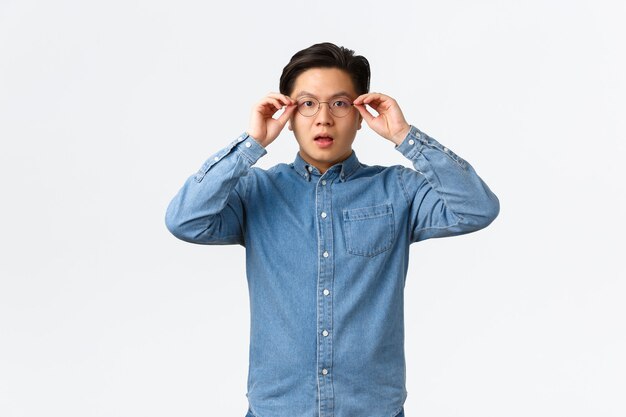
{"left": 300, "top": 149, "right": 353, "bottom": 174}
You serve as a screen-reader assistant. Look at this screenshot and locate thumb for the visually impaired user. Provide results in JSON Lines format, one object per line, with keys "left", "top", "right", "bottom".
{"left": 354, "top": 104, "right": 375, "bottom": 125}
{"left": 276, "top": 104, "right": 297, "bottom": 127}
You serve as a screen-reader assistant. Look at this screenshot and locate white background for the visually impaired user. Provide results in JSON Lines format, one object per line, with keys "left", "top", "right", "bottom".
{"left": 1, "top": 1, "right": 624, "bottom": 416}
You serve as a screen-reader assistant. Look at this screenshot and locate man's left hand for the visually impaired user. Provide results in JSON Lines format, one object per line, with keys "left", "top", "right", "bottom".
{"left": 353, "top": 93, "right": 411, "bottom": 146}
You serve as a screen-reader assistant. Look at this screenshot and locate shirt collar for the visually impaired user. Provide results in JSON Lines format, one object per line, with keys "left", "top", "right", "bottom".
{"left": 291, "top": 150, "right": 361, "bottom": 182}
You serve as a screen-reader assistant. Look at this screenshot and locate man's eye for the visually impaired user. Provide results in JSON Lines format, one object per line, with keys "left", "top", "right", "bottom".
{"left": 301, "top": 100, "right": 314, "bottom": 107}
{"left": 334, "top": 100, "right": 349, "bottom": 107}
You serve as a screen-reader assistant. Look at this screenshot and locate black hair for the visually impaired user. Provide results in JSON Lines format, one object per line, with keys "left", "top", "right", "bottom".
{"left": 279, "top": 42, "right": 370, "bottom": 97}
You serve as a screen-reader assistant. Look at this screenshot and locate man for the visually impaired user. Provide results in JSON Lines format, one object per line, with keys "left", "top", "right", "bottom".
{"left": 165, "top": 42, "right": 499, "bottom": 417}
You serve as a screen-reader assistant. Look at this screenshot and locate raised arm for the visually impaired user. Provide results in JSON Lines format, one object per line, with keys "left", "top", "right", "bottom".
{"left": 164, "top": 134, "right": 265, "bottom": 245}
{"left": 354, "top": 93, "right": 500, "bottom": 243}
{"left": 164, "top": 93, "right": 296, "bottom": 245}
{"left": 395, "top": 126, "right": 499, "bottom": 242}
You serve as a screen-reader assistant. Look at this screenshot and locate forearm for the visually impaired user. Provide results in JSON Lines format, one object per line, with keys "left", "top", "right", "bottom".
{"left": 165, "top": 132, "right": 266, "bottom": 244}
{"left": 397, "top": 125, "right": 500, "bottom": 237}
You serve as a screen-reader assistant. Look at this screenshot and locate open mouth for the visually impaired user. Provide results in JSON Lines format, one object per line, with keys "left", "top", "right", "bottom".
{"left": 314, "top": 135, "right": 334, "bottom": 148}
{"left": 314, "top": 134, "right": 334, "bottom": 143}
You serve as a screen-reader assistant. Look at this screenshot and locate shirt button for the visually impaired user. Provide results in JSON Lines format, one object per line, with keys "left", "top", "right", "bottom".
{"left": 443, "top": 147, "right": 448, "bottom": 152}
{"left": 323, "top": 251, "right": 329, "bottom": 258}
{"left": 321, "top": 180, "right": 327, "bottom": 185}
{"left": 322, "top": 369, "right": 328, "bottom": 375}
{"left": 245, "top": 142, "right": 252, "bottom": 148}
{"left": 214, "top": 156, "right": 219, "bottom": 161}
{"left": 323, "top": 289, "right": 330, "bottom": 296}
{"left": 307, "top": 166, "right": 313, "bottom": 172}
{"left": 408, "top": 139, "right": 415, "bottom": 145}
{"left": 322, "top": 330, "right": 329, "bottom": 337}
{"left": 321, "top": 212, "right": 327, "bottom": 218}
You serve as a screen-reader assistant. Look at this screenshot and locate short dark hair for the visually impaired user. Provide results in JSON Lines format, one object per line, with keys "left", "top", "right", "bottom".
{"left": 279, "top": 42, "right": 370, "bottom": 97}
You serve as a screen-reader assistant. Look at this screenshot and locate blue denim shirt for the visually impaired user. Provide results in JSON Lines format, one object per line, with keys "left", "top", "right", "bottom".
{"left": 165, "top": 125, "right": 499, "bottom": 417}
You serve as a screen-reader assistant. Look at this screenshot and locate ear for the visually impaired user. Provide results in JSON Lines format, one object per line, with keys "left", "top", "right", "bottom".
{"left": 357, "top": 113, "right": 363, "bottom": 130}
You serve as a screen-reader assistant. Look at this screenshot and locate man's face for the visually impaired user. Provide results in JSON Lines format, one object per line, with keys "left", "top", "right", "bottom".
{"left": 288, "top": 67, "right": 362, "bottom": 173}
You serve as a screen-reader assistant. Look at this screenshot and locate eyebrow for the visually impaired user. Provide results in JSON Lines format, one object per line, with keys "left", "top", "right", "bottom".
{"left": 295, "top": 91, "right": 353, "bottom": 99}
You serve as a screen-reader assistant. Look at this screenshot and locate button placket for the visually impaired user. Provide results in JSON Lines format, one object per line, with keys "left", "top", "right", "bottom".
{"left": 316, "top": 172, "right": 335, "bottom": 414}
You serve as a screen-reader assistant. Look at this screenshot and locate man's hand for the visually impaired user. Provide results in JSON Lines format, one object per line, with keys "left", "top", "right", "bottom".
{"left": 353, "top": 93, "right": 411, "bottom": 146}
{"left": 247, "top": 93, "right": 297, "bottom": 148}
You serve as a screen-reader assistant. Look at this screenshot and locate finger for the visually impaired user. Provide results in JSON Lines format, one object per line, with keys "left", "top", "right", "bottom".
{"left": 353, "top": 93, "right": 370, "bottom": 105}
{"left": 366, "top": 96, "right": 395, "bottom": 114}
{"left": 363, "top": 93, "right": 388, "bottom": 105}
{"left": 259, "top": 98, "right": 283, "bottom": 112}
{"left": 266, "top": 94, "right": 292, "bottom": 107}
{"left": 355, "top": 95, "right": 386, "bottom": 114}
{"left": 255, "top": 98, "right": 276, "bottom": 113}
{"left": 354, "top": 103, "right": 376, "bottom": 124}
{"left": 276, "top": 104, "right": 297, "bottom": 126}
{"left": 268, "top": 92, "right": 296, "bottom": 106}
{"left": 353, "top": 93, "right": 381, "bottom": 105}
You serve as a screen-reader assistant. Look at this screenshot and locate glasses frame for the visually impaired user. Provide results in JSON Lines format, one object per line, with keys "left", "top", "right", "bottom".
{"left": 295, "top": 96, "right": 355, "bottom": 118}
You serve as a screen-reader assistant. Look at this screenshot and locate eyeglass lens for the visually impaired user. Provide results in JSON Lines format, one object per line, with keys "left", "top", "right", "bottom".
{"left": 297, "top": 97, "right": 353, "bottom": 117}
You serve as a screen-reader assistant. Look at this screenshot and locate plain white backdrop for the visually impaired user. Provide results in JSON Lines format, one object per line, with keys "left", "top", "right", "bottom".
{"left": 1, "top": 1, "right": 624, "bottom": 416}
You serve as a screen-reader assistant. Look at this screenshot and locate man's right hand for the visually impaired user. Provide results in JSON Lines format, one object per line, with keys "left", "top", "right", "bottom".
{"left": 246, "top": 93, "right": 297, "bottom": 148}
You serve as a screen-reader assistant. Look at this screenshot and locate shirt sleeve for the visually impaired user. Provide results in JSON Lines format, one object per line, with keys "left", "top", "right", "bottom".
{"left": 164, "top": 132, "right": 266, "bottom": 246}
{"left": 395, "top": 125, "right": 500, "bottom": 243}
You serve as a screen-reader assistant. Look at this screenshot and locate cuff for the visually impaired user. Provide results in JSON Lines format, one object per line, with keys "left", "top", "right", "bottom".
{"left": 233, "top": 132, "right": 267, "bottom": 165}
{"left": 395, "top": 125, "right": 426, "bottom": 159}
{"left": 395, "top": 125, "right": 468, "bottom": 168}
{"left": 194, "top": 132, "right": 267, "bottom": 182}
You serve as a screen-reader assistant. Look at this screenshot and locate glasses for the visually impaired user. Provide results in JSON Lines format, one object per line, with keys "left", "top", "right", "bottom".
{"left": 296, "top": 96, "right": 354, "bottom": 117}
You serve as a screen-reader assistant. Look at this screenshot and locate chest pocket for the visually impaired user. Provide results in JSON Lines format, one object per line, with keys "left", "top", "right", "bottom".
{"left": 342, "top": 203, "right": 395, "bottom": 257}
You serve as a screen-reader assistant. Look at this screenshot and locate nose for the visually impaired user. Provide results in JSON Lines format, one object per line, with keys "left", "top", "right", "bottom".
{"left": 315, "top": 102, "right": 334, "bottom": 125}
